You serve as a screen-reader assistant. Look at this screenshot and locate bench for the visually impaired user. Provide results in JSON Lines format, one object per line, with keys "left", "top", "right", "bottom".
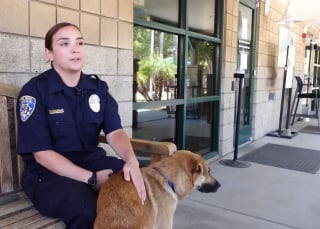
{"left": 0, "top": 82, "right": 177, "bottom": 228}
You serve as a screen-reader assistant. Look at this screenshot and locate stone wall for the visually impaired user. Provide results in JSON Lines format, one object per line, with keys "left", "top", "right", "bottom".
{"left": 253, "top": 0, "right": 319, "bottom": 140}
{"left": 220, "top": 0, "right": 238, "bottom": 155}
{"left": 0, "top": 0, "right": 134, "bottom": 132}
{"left": 220, "top": 0, "right": 320, "bottom": 155}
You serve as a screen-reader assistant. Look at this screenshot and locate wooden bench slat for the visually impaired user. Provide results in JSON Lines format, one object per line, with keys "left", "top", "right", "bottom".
{"left": 22, "top": 218, "right": 64, "bottom": 229}
{"left": 0, "top": 208, "right": 39, "bottom": 227}
{"left": 13, "top": 99, "right": 23, "bottom": 187}
{"left": 0, "top": 96, "right": 14, "bottom": 193}
{"left": 0, "top": 83, "right": 20, "bottom": 99}
{"left": 41, "top": 221, "right": 66, "bottom": 229}
{"left": 0, "top": 191, "right": 63, "bottom": 229}
{"left": 0, "top": 192, "right": 32, "bottom": 219}
{"left": 3, "top": 213, "right": 61, "bottom": 229}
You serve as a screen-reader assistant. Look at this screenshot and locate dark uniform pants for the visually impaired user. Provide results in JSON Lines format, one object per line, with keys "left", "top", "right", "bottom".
{"left": 22, "top": 156, "right": 125, "bottom": 229}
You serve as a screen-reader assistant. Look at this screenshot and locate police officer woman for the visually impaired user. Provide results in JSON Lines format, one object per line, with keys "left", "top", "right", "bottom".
{"left": 16, "top": 22, "right": 146, "bottom": 228}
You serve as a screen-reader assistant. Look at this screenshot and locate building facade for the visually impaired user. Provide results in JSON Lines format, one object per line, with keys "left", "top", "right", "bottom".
{"left": 0, "top": 0, "right": 318, "bottom": 158}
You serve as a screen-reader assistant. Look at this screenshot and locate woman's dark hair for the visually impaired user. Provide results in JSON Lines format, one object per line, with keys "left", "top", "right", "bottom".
{"left": 45, "top": 22, "right": 80, "bottom": 50}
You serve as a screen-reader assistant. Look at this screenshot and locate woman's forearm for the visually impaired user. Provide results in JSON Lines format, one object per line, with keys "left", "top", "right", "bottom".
{"left": 106, "top": 129, "right": 137, "bottom": 163}
{"left": 33, "top": 150, "right": 92, "bottom": 183}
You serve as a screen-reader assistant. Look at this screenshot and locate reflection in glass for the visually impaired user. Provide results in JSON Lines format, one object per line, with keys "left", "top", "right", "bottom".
{"left": 185, "top": 102, "right": 214, "bottom": 155}
{"left": 187, "top": 38, "right": 217, "bottom": 97}
{"left": 134, "top": 0, "right": 179, "bottom": 26}
{"left": 237, "top": 4, "right": 253, "bottom": 128}
{"left": 238, "top": 4, "right": 252, "bottom": 41}
{"left": 134, "top": 26, "right": 178, "bottom": 102}
{"left": 314, "top": 48, "right": 320, "bottom": 84}
{"left": 188, "top": 0, "right": 216, "bottom": 35}
{"left": 304, "top": 45, "right": 311, "bottom": 77}
{"left": 132, "top": 106, "right": 176, "bottom": 142}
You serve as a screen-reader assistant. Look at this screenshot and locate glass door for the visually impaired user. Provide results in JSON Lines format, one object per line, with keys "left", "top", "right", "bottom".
{"left": 237, "top": 1, "right": 256, "bottom": 144}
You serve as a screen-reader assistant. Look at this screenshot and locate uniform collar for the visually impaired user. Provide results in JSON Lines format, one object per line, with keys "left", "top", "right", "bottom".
{"left": 47, "top": 68, "right": 97, "bottom": 94}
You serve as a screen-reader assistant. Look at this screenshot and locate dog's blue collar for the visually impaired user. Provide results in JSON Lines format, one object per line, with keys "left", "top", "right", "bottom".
{"left": 152, "top": 167, "right": 175, "bottom": 193}
{"left": 167, "top": 179, "right": 175, "bottom": 192}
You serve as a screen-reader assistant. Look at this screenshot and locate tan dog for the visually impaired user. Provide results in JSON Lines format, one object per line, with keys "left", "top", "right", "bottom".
{"left": 94, "top": 150, "right": 220, "bottom": 229}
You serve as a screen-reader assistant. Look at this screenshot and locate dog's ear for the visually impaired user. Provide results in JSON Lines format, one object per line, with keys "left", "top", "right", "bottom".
{"left": 192, "top": 162, "right": 203, "bottom": 174}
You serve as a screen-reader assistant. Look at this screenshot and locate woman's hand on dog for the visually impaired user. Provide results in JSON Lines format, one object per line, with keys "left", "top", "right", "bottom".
{"left": 123, "top": 157, "right": 146, "bottom": 205}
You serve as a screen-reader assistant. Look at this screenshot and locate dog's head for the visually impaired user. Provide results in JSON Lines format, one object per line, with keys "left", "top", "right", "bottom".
{"left": 175, "top": 150, "right": 220, "bottom": 193}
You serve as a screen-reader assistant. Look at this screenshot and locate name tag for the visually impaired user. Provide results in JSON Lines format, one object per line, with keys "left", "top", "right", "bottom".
{"left": 49, "top": 109, "right": 64, "bottom": 115}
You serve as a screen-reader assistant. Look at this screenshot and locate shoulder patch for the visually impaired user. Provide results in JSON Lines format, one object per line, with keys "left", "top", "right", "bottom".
{"left": 19, "top": 95, "right": 36, "bottom": 122}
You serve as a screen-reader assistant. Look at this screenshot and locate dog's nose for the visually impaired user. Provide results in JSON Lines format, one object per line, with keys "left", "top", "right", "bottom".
{"left": 198, "top": 180, "right": 221, "bottom": 193}
{"left": 213, "top": 181, "right": 221, "bottom": 192}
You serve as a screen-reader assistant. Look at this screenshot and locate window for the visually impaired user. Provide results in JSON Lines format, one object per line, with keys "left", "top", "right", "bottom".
{"left": 133, "top": 0, "right": 223, "bottom": 156}
{"left": 188, "top": 0, "right": 216, "bottom": 35}
{"left": 187, "top": 39, "right": 218, "bottom": 97}
{"left": 186, "top": 101, "right": 215, "bottom": 154}
{"left": 134, "top": 27, "right": 178, "bottom": 102}
{"left": 134, "top": 0, "right": 179, "bottom": 26}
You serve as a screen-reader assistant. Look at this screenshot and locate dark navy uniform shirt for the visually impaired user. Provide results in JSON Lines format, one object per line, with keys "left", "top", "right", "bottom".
{"left": 16, "top": 68, "right": 122, "bottom": 162}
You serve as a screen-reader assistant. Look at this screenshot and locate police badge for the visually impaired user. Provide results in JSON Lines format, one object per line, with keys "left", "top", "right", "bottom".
{"left": 89, "top": 94, "right": 100, "bottom": 112}
{"left": 20, "top": 95, "right": 36, "bottom": 122}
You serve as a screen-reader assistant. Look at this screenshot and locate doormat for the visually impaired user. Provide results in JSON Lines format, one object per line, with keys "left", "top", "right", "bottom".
{"left": 239, "top": 143, "right": 320, "bottom": 174}
{"left": 299, "top": 125, "right": 320, "bottom": 135}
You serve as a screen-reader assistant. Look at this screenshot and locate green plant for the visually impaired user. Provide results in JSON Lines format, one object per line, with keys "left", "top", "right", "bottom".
{"left": 137, "top": 53, "right": 176, "bottom": 101}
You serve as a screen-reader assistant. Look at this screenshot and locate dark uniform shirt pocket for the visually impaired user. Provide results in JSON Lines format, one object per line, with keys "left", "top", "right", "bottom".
{"left": 83, "top": 108, "right": 103, "bottom": 138}
{"left": 48, "top": 111, "right": 81, "bottom": 152}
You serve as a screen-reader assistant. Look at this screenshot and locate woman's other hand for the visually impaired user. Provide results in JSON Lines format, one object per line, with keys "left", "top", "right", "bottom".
{"left": 123, "top": 157, "right": 146, "bottom": 205}
{"left": 95, "top": 169, "right": 113, "bottom": 190}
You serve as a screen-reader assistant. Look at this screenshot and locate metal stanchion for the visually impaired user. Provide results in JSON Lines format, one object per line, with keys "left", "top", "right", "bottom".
{"left": 219, "top": 73, "right": 251, "bottom": 168}
{"left": 266, "top": 45, "right": 298, "bottom": 138}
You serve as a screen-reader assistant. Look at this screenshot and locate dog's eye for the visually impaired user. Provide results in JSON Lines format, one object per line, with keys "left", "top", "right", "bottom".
{"left": 208, "top": 167, "right": 211, "bottom": 173}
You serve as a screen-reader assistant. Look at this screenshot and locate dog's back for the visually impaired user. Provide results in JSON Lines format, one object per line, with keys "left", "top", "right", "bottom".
{"left": 94, "top": 151, "right": 220, "bottom": 229}
{"left": 95, "top": 169, "right": 153, "bottom": 229}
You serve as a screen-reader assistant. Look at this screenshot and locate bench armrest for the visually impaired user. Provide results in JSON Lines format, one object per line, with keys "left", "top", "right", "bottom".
{"left": 98, "top": 136, "right": 176, "bottom": 163}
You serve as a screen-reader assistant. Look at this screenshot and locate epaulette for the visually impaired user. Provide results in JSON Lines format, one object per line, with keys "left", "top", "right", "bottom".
{"left": 36, "top": 70, "right": 49, "bottom": 80}
{"left": 89, "top": 74, "right": 101, "bottom": 80}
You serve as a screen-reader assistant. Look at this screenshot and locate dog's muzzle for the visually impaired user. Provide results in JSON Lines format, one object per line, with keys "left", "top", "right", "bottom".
{"left": 198, "top": 180, "right": 221, "bottom": 193}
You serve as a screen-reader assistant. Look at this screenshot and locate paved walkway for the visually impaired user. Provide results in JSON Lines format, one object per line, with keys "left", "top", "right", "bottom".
{"left": 173, "top": 120, "right": 320, "bottom": 229}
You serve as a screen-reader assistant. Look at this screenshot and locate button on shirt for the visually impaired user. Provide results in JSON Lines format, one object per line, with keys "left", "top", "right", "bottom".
{"left": 16, "top": 68, "right": 122, "bottom": 161}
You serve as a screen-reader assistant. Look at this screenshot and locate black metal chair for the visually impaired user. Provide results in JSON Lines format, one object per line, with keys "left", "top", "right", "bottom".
{"left": 290, "top": 76, "right": 320, "bottom": 127}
